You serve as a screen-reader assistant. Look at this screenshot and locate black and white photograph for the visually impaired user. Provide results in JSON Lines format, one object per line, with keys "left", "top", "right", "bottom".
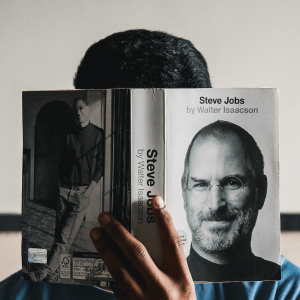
{"left": 22, "top": 90, "right": 131, "bottom": 285}
{"left": 1, "top": 1, "right": 300, "bottom": 299}
{"left": 165, "top": 88, "right": 280, "bottom": 283}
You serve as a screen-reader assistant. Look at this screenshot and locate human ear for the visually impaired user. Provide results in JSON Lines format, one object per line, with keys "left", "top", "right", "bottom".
{"left": 257, "top": 175, "right": 268, "bottom": 210}
{"left": 181, "top": 175, "right": 188, "bottom": 208}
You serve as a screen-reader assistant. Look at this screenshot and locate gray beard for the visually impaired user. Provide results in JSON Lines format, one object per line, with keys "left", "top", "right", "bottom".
{"left": 187, "top": 203, "right": 258, "bottom": 253}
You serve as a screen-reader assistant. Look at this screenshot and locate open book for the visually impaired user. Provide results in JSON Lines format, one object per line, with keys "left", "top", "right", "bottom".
{"left": 22, "top": 88, "right": 280, "bottom": 286}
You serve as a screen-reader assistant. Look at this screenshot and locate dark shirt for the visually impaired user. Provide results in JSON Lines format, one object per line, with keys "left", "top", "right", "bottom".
{"left": 187, "top": 245, "right": 281, "bottom": 283}
{"left": 60, "top": 122, "right": 104, "bottom": 186}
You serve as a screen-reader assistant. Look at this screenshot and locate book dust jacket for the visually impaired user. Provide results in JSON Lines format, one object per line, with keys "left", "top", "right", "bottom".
{"left": 22, "top": 88, "right": 280, "bottom": 285}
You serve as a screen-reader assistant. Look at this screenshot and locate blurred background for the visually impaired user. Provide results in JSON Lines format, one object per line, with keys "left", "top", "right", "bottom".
{"left": 0, "top": 0, "right": 299, "bottom": 280}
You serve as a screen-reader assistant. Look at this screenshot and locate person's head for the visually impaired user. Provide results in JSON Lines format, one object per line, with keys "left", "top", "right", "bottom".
{"left": 73, "top": 29, "right": 211, "bottom": 89}
{"left": 72, "top": 98, "right": 90, "bottom": 127}
{"left": 181, "top": 120, "right": 267, "bottom": 253}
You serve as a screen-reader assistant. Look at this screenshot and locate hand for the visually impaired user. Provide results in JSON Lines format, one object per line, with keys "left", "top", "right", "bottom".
{"left": 81, "top": 189, "right": 90, "bottom": 198}
{"left": 90, "top": 196, "right": 196, "bottom": 300}
{"left": 83, "top": 180, "right": 97, "bottom": 197}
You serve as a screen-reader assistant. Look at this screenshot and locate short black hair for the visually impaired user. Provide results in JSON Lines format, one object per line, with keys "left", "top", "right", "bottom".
{"left": 182, "top": 120, "right": 265, "bottom": 186}
{"left": 73, "top": 29, "right": 211, "bottom": 89}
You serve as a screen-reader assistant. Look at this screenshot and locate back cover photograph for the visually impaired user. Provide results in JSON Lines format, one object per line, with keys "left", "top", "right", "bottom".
{"left": 22, "top": 89, "right": 131, "bottom": 286}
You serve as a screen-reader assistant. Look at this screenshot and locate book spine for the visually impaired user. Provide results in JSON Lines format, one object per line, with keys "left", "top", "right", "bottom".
{"left": 103, "top": 89, "right": 112, "bottom": 213}
{"left": 105, "top": 89, "right": 131, "bottom": 231}
{"left": 131, "top": 89, "right": 165, "bottom": 267}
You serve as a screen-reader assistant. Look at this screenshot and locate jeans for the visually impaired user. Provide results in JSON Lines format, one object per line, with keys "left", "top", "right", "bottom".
{"left": 48, "top": 185, "right": 89, "bottom": 273}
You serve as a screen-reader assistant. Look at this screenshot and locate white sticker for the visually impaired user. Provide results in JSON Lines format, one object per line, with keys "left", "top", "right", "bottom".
{"left": 60, "top": 254, "right": 71, "bottom": 278}
{"left": 177, "top": 230, "right": 189, "bottom": 248}
{"left": 28, "top": 248, "right": 47, "bottom": 264}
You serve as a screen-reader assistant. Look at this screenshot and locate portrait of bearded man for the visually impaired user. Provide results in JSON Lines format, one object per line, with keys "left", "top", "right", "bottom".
{"left": 181, "top": 120, "right": 280, "bottom": 282}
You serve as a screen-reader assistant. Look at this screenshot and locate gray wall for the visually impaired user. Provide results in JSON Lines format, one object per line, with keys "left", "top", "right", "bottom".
{"left": 1, "top": 0, "right": 299, "bottom": 213}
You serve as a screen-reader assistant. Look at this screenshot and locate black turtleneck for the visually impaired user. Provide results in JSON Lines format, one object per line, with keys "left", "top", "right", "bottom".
{"left": 187, "top": 245, "right": 281, "bottom": 283}
{"left": 60, "top": 122, "right": 104, "bottom": 186}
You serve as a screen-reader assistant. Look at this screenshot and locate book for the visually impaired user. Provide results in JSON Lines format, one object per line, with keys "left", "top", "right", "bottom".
{"left": 22, "top": 88, "right": 280, "bottom": 286}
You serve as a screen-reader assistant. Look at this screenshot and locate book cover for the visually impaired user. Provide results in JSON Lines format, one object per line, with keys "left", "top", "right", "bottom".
{"left": 22, "top": 88, "right": 280, "bottom": 285}
{"left": 22, "top": 90, "right": 126, "bottom": 287}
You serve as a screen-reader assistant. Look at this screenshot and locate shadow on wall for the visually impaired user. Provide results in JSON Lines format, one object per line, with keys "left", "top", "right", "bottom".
{"left": 34, "top": 101, "right": 76, "bottom": 202}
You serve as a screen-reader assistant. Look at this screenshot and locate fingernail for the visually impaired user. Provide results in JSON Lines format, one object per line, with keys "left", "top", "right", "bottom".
{"left": 91, "top": 228, "right": 102, "bottom": 241}
{"left": 100, "top": 213, "right": 111, "bottom": 225}
{"left": 154, "top": 196, "right": 165, "bottom": 209}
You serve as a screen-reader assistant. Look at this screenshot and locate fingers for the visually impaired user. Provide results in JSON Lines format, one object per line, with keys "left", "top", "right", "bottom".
{"left": 96, "top": 213, "right": 159, "bottom": 281}
{"left": 151, "top": 196, "right": 189, "bottom": 276}
{"left": 90, "top": 227, "right": 142, "bottom": 297}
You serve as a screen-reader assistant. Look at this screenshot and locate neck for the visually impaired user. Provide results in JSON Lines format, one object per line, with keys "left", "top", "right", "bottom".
{"left": 79, "top": 120, "right": 89, "bottom": 128}
{"left": 192, "top": 236, "right": 253, "bottom": 265}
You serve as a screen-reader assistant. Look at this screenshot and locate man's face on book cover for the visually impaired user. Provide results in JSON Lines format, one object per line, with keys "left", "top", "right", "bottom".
{"left": 73, "top": 99, "right": 90, "bottom": 126}
{"left": 183, "top": 134, "right": 259, "bottom": 253}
